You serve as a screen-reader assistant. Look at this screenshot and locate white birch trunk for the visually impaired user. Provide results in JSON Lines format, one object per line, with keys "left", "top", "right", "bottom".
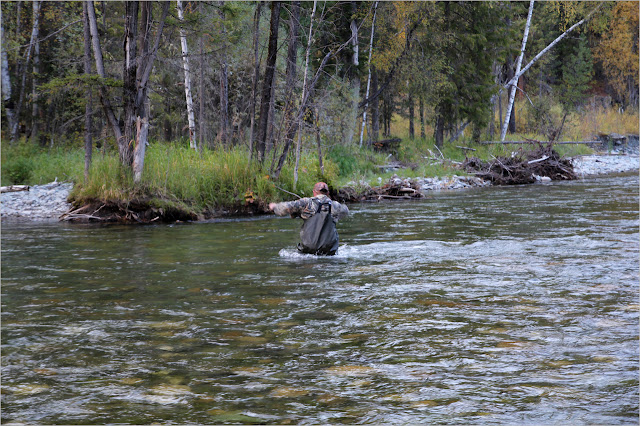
{"left": 500, "top": 0, "right": 534, "bottom": 141}
{"left": 499, "top": 1, "right": 604, "bottom": 141}
{"left": 177, "top": 0, "right": 197, "bottom": 150}
{"left": 506, "top": 2, "right": 603, "bottom": 91}
{"left": 293, "top": 0, "right": 317, "bottom": 190}
{"left": 359, "top": 1, "right": 378, "bottom": 147}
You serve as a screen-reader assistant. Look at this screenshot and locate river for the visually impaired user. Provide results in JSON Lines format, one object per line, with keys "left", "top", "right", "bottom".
{"left": 2, "top": 174, "right": 638, "bottom": 424}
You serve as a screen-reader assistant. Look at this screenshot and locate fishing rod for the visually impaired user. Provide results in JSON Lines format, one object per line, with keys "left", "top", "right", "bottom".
{"left": 273, "top": 184, "right": 302, "bottom": 199}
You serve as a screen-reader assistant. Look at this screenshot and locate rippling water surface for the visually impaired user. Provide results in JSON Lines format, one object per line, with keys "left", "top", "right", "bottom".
{"left": 2, "top": 174, "right": 638, "bottom": 424}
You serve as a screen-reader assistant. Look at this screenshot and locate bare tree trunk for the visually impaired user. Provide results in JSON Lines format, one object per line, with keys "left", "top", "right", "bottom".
{"left": 133, "top": 1, "right": 169, "bottom": 183}
{"left": 1, "top": 13, "right": 17, "bottom": 139}
{"left": 293, "top": 0, "right": 317, "bottom": 189}
{"left": 370, "top": 65, "right": 379, "bottom": 142}
{"left": 501, "top": 0, "right": 533, "bottom": 141}
{"left": 132, "top": 116, "right": 148, "bottom": 182}
{"left": 82, "top": 2, "right": 93, "bottom": 182}
{"left": 408, "top": 92, "right": 414, "bottom": 139}
{"left": 434, "top": 109, "right": 444, "bottom": 149}
{"left": 346, "top": 1, "right": 359, "bottom": 145}
{"left": 489, "top": 95, "right": 496, "bottom": 139}
{"left": 177, "top": 0, "right": 197, "bottom": 150}
{"left": 198, "top": 1, "right": 205, "bottom": 148}
{"left": 270, "top": 0, "right": 300, "bottom": 178}
{"left": 10, "top": 0, "right": 40, "bottom": 141}
{"left": 316, "top": 110, "right": 324, "bottom": 175}
{"left": 359, "top": 1, "right": 378, "bottom": 147}
{"left": 30, "top": 1, "right": 41, "bottom": 144}
{"left": 498, "top": 90, "right": 503, "bottom": 132}
{"left": 122, "top": 0, "right": 139, "bottom": 167}
{"left": 86, "top": 0, "right": 123, "bottom": 146}
{"left": 505, "top": 2, "right": 603, "bottom": 92}
{"left": 218, "top": 1, "right": 230, "bottom": 146}
{"left": 419, "top": 96, "right": 425, "bottom": 139}
{"left": 15, "top": 1, "right": 21, "bottom": 39}
{"left": 257, "top": 1, "right": 281, "bottom": 163}
{"left": 248, "top": 1, "right": 263, "bottom": 160}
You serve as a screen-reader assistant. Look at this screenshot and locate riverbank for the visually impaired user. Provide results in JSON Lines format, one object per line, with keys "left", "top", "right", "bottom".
{"left": 2, "top": 153, "right": 637, "bottom": 222}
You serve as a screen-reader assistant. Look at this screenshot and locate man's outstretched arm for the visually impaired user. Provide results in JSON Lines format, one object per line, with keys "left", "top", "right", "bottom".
{"left": 269, "top": 199, "right": 309, "bottom": 217}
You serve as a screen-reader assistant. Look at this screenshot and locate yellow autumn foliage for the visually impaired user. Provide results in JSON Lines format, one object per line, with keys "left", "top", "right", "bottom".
{"left": 594, "top": 2, "right": 639, "bottom": 105}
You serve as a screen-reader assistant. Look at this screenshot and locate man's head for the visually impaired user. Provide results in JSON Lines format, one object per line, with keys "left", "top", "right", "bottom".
{"left": 313, "top": 181, "right": 329, "bottom": 196}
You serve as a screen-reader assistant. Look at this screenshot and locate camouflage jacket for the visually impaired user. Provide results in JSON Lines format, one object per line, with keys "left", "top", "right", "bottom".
{"left": 272, "top": 194, "right": 349, "bottom": 221}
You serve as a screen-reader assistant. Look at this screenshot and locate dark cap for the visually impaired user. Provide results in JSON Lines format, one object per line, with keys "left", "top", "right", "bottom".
{"left": 313, "top": 182, "right": 329, "bottom": 194}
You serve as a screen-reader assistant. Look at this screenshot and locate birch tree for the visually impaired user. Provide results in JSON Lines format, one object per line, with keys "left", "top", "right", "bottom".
{"left": 177, "top": 0, "right": 197, "bottom": 150}
{"left": 500, "top": 1, "right": 604, "bottom": 140}
{"left": 359, "top": 1, "right": 378, "bottom": 147}
{"left": 500, "top": 0, "right": 534, "bottom": 141}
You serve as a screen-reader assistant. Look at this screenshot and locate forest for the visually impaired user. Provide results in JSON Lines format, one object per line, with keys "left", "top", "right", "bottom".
{"left": 1, "top": 1, "right": 638, "bottom": 219}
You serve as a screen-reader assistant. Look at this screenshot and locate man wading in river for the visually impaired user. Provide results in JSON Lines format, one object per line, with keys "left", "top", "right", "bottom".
{"left": 269, "top": 182, "right": 349, "bottom": 255}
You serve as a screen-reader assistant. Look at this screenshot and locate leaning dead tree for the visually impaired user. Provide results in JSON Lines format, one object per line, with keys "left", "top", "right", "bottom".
{"left": 501, "top": 0, "right": 534, "bottom": 141}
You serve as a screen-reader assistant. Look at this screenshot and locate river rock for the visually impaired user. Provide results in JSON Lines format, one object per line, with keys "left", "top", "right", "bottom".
{"left": 1, "top": 182, "right": 72, "bottom": 220}
{"left": 571, "top": 154, "right": 639, "bottom": 177}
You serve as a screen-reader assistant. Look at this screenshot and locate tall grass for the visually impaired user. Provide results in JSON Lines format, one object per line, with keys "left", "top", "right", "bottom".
{"left": 71, "top": 143, "right": 341, "bottom": 210}
{"left": 1, "top": 142, "right": 84, "bottom": 185}
{"left": 390, "top": 98, "right": 639, "bottom": 144}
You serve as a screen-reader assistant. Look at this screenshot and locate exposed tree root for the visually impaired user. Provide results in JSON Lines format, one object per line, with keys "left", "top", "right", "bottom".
{"left": 60, "top": 200, "right": 198, "bottom": 223}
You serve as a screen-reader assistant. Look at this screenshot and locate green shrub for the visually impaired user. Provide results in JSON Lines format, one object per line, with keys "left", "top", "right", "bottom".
{"left": 3, "top": 157, "right": 33, "bottom": 184}
{"left": 1, "top": 142, "right": 84, "bottom": 185}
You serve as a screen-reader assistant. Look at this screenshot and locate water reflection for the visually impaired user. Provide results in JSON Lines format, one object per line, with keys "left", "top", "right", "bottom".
{"left": 2, "top": 174, "right": 638, "bottom": 424}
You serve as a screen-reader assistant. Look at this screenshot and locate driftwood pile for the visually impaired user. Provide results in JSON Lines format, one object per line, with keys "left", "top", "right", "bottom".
{"left": 336, "top": 176, "right": 425, "bottom": 203}
{"left": 463, "top": 142, "right": 576, "bottom": 185}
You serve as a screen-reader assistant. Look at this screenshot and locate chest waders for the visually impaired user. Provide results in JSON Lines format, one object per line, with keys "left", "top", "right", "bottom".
{"left": 297, "top": 199, "right": 339, "bottom": 255}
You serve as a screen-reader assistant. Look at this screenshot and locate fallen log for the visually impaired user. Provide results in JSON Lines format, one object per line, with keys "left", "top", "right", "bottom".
{"left": 372, "top": 137, "right": 401, "bottom": 152}
{"left": 1, "top": 185, "right": 30, "bottom": 193}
